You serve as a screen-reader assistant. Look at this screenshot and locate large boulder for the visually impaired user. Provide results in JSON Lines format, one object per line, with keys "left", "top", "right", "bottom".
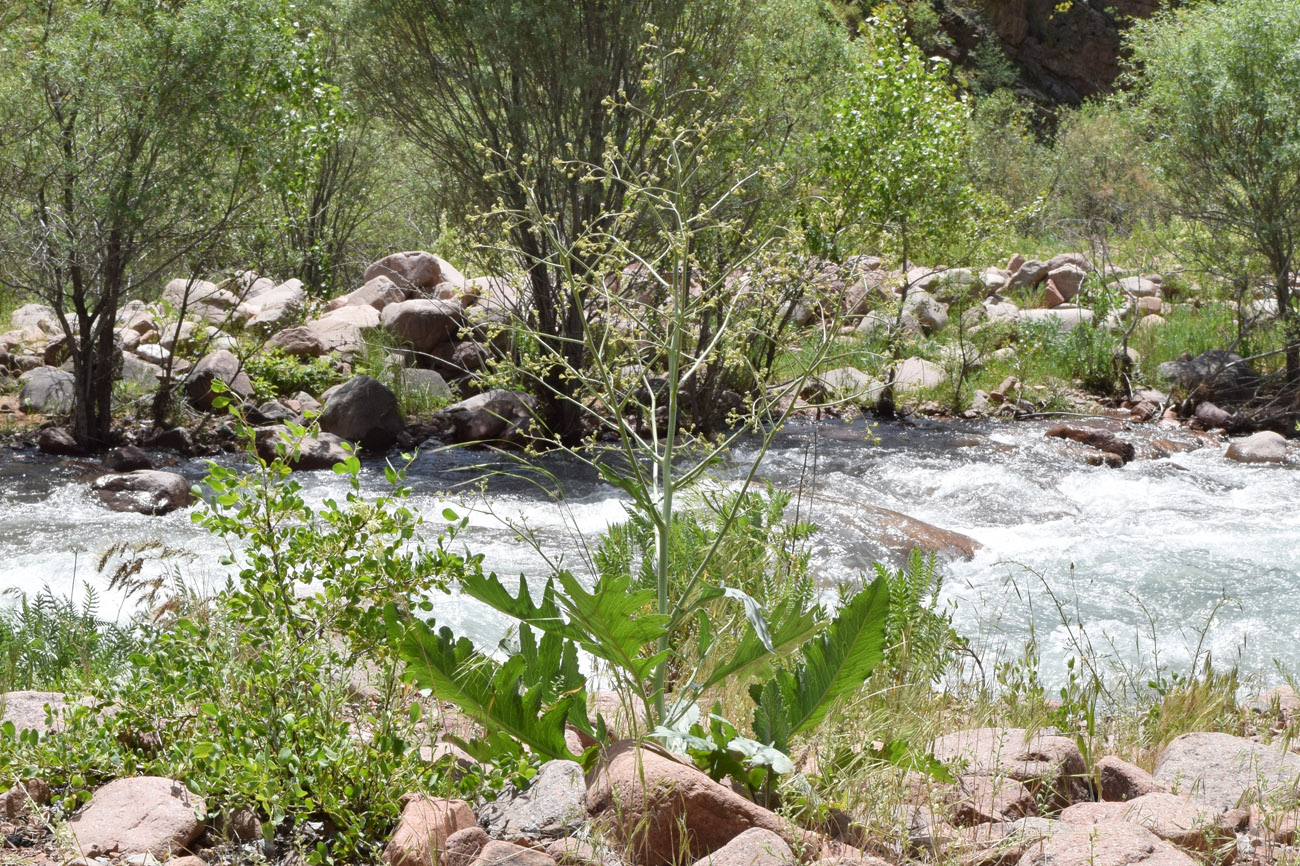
{"left": 586, "top": 742, "right": 803, "bottom": 866}
{"left": 1153, "top": 732, "right": 1300, "bottom": 812}
{"left": 270, "top": 325, "right": 327, "bottom": 358}
{"left": 68, "top": 777, "right": 206, "bottom": 858}
{"left": 2, "top": 691, "right": 71, "bottom": 734}
{"left": 1018, "top": 308, "right": 1095, "bottom": 332}
{"left": 479, "top": 760, "right": 586, "bottom": 840}
{"left": 319, "top": 376, "right": 405, "bottom": 451}
{"left": 92, "top": 470, "right": 193, "bottom": 515}
{"left": 442, "top": 390, "right": 533, "bottom": 445}
{"left": 1116, "top": 276, "right": 1161, "bottom": 298}
{"left": 382, "top": 299, "right": 465, "bottom": 354}
{"left": 931, "top": 728, "right": 1089, "bottom": 807}
{"left": 1008, "top": 260, "right": 1050, "bottom": 289}
{"left": 811, "top": 367, "right": 883, "bottom": 403}
{"left": 37, "top": 427, "right": 82, "bottom": 456}
{"left": 365, "top": 251, "right": 466, "bottom": 294}
{"left": 947, "top": 775, "right": 1036, "bottom": 826}
{"left": 1095, "top": 756, "right": 1163, "bottom": 803}
{"left": 162, "top": 278, "right": 229, "bottom": 308}
{"left": 325, "top": 276, "right": 408, "bottom": 313}
{"left": 246, "top": 279, "right": 306, "bottom": 329}
{"left": 383, "top": 796, "right": 476, "bottom": 866}
{"left": 1225, "top": 431, "right": 1288, "bottom": 465}
{"left": 10, "top": 304, "right": 60, "bottom": 334}
{"left": 18, "top": 366, "right": 75, "bottom": 414}
{"left": 902, "top": 290, "right": 948, "bottom": 335}
{"left": 1157, "top": 350, "right": 1258, "bottom": 404}
{"left": 1058, "top": 793, "right": 1223, "bottom": 849}
{"left": 1015, "top": 822, "right": 1195, "bottom": 866}
{"left": 892, "top": 357, "right": 946, "bottom": 394}
{"left": 185, "top": 349, "right": 254, "bottom": 410}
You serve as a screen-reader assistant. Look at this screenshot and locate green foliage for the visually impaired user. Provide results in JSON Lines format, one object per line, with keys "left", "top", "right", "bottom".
{"left": 1052, "top": 102, "right": 1160, "bottom": 235}
{"left": 750, "top": 576, "right": 890, "bottom": 755}
{"left": 0, "top": 587, "right": 140, "bottom": 692}
{"left": 243, "top": 348, "right": 344, "bottom": 401}
{"left": 874, "top": 550, "right": 962, "bottom": 684}
{"left": 814, "top": 10, "right": 975, "bottom": 263}
{"left": 1127, "top": 0, "right": 1300, "bottom": 379}
{"left": 0, "top": 0, "right": 338, "bottom": 447}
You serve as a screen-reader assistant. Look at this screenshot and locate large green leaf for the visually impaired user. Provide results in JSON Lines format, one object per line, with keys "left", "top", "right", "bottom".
{"left": 700, "top": 595, "right": 822, "bottom": 692}
{"left": 384, "top": 605, "right": 581, "bottom": 761}
{"left": 554, "top": 570, "right": 670, "bottom": 687}
{"left": 750, "top": 576, "right": 890, "bottom": 752}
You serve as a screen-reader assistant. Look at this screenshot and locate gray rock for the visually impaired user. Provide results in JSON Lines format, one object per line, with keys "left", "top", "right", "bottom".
{"left": 185, "top": 350, "right": 253, "bottom": 411}
{"left": 902, "top": 290, "right": 948, "bottom": 335}
{"left": 1117, "top": 276, "right": 1162, "bottom": 298}
{"left": 1047, "top": 265, "right": 1086, "bottom": 302}
{"left": 319, "top": 376, "right": 405, "bottom": 451}
{"left": 246, "top": 280, "right": 306, "bottom": 329}
{"left": 382, "top": 300, "right": 468, "bottom": 355}
{"left": 1153, "top": 732, "right": 1300, "bottom": 812}
{"left": 19, "top": 366, "right": 75, "bottom": 414}
{"left": 893, "top": 357, "right": 946, "bottom": 394}
{"left": 1157, "top": 350, "right": 1258, "bottom": 404}
{"left": 687, "top": 828, "right": 792, "bottom": 866}
{"left": 480, "top": 760, "right": 586, "bottom": 840}
{"left": 813, "top": 367, "right": 883, "bottom": 402}
{"left": 92, "top": 470, "right": 193, "bottom": 516}
{"left": 1018, "top": 308, "right": 1095, "bottom": 332}
{"left": 10, "top": 304, "right": 60, "bottom": 334}
{"left": 1225, "top": 431, "right": 1288, "bottom": 464}
{"left": 1008, "top": 260, "right": 1050, "bottom": 289}
{"left": 255, "top": 426, "right": 350, "bottom": 471}
{"left": 442, "top": 390, "right": 533, "bottom": 444}
{"left": 396, "top": 368, "right": 453, "bottom": 403}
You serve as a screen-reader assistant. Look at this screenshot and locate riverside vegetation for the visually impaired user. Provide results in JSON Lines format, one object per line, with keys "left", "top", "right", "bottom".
{"left": 2, "top": 0, "right": 1300, "bottom": 863}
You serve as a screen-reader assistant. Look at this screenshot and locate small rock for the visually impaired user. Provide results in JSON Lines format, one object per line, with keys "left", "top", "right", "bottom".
{"left": 37, "top": 427, "right": 82, "bottom": 456}
{"left": 92, "top": 470, "right": 193, "bottom": 516}
{"left": 687, "top": 828, "right": 792, "bottom": 866}
{"left": 1096, "top": 756, "right": 1162, "bottom": 802}
{"left": 470, "top": 841, "right": 556, "bottom": 866}
{"left": 1192, "top": 402, "right": 1234, "bottom": 430}
{"left": 105, "top": 446, "right": 153, "bottom": 472}
{"left": 384, "top": 796, "right": 478, "bottom": 866}
{"left": 1, "top": 778, "right": 51, "bottom": 818}
{"left": 225, "top": 806, "right": 263, "bottom": 843}
{"left": 443, "top": 827, "right": 491, "bottom": 866}
{"left": 1008, "top": 260, "right": 1050, "bottom": 289}
{"left": 365, "top": 251, "right": 466, "bottom": 294}
{"left": 149, "top": 427, "right": 194, "bottom": 455}
{"left": 893, "top": 357, "right": 945, "bottom": 394}
{"left": 68, "top": 777, "right": 206, "bottom": 858}
{"left": 1225, "top": 431, "right": 1288, "bottom": 464}
{"left": 1045, "top": 425, "right": 1135, "bottom": 465}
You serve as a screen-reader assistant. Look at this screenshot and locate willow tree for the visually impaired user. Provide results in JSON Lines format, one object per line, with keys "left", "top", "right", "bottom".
{"left": 0, "top": 0, "right": 335, "bottom": 448}
{"left": 355, "top": 0, "right": 776, "bottom": 440}
{"left": 1128, "top": 0, "right": 1300, "bottom": 386}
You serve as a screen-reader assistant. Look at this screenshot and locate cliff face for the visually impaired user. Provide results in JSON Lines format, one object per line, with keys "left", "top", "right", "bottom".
{"left": 951, "top": 0, "right": 1163, "bottom": 104}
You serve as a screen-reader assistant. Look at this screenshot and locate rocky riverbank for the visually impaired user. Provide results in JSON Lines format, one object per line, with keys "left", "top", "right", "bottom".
{"left": 5, "top": 686, "right": 1300, "bottom": 866}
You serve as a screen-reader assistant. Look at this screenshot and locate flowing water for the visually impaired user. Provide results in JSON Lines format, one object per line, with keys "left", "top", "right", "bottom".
{"left": 1, "top": 418, "right": 1296, "bottom": 686}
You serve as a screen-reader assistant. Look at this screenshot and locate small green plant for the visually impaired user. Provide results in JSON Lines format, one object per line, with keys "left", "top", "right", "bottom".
{"left": 0, "top": 586, "right": 141, "bottom": 692}
{"left": 243, "top": 347, "right": 344, "bottom": 400}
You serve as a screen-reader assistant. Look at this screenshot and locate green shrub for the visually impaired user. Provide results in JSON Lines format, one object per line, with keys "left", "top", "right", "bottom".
{"left": 0, "top": 587, "right": 140, "bottom": 692}
{"left": 243, "top": 347, "right": 344, "bottom": 400}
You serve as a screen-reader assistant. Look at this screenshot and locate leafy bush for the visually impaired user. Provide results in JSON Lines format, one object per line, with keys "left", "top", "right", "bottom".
{"left": 243, "top": 347, "right": 344, "bottom": 400}
{"left": 0, "top": 587, "right": 140, "bottom": 692}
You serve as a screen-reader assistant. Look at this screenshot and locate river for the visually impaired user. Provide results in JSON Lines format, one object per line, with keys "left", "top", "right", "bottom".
{"left": 1, "top": 417, "right": 1296, "bottom": 688}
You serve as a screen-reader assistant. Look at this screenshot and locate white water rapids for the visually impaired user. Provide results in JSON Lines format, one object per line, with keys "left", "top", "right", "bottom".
{"left": 0, "top": 418, "right": 1296, "bottom": 687}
